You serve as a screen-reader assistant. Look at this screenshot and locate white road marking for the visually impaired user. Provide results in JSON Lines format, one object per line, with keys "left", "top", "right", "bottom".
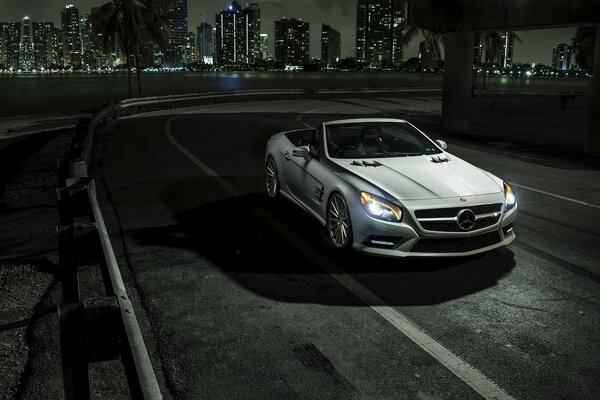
{"left": 511, "top": 183, "right": 600, "bottom": 209}
{"left": 164, "top": 113, "right": 517, "bottom": 400}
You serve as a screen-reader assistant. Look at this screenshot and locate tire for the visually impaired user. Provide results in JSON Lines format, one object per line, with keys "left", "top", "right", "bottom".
{"left": 265, "top": 156, "right": 280, "bottom": 198}
{"left": 326, "top": 192, "right": 353, "bottom": 249}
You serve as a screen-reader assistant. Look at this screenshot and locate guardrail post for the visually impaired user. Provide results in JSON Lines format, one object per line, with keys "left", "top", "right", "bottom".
{"left": 68, "top": 160, "right": 88, "bottom": 179}
{"left": 58, "top": 225, "right": 80, "bottom": 303}
{"left": 84, "top": 297, "right": 121, "bottom": 363}
{"left": 59, "top": 303, "right": 90, "bottom": 400}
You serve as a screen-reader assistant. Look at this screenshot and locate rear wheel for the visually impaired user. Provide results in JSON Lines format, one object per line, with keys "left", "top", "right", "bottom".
{"left": 265, "top": 156, "right": 279, "bottom": 198}
{"left": 326, "top": 192, "right": 353, "bottom": 249}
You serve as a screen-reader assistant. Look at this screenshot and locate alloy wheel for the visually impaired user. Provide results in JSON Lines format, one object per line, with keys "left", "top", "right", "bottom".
{"left": 327, "top": 193, "right": 352, "bottom": 248}
{"left": 265, "top": 157, "right": 279, "bottom": 198}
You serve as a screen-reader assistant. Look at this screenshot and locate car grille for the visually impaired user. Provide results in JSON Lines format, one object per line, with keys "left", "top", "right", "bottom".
{"left": 410, "top": 231, "right": 502, "bottom": 253}
{"left": 414, "top": 203, "right": 502, "bottom": 233}
{"left": 414, "top": 203, "right": 502, "bottom": 219}
{"left": 419, "top": 216, "right": 500, "bottom": 232}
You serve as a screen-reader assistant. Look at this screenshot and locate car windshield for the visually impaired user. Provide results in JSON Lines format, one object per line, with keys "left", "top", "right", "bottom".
{"left": 325, "top": 122, "right": 442, "bottom": 159}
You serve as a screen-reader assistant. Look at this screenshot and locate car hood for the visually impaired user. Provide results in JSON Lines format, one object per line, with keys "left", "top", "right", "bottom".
{"left": 333, "top": 154, "right": 502, "bottom": 200}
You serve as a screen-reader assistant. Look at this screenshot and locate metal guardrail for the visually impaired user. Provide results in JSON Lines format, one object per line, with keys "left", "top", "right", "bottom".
{"left": 56, "top": 87, "right": 441, "bottom": 399}
{"left": 56, "top": 170, "right": 163, "bottom": 399}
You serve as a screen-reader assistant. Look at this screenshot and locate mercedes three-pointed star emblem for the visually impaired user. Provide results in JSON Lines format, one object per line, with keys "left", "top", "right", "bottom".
{"left": 457, "top": 209, "right": 476, "bottom": 231}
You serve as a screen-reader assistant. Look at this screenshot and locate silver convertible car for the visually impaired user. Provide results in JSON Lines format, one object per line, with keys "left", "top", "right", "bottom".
{"left": 264, "top": 118, "right": 517, "bottom": 257}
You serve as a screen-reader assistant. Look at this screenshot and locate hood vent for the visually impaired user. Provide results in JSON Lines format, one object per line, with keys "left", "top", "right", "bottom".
{"left": 430, "top": 156, "right": 449, "bottom": 163}
{"left": 350, "top": 160, "right": 382, "bottom": 167}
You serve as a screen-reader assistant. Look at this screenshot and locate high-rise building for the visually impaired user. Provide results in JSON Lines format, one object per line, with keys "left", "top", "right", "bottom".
{"left": 0, "top": 22, "right": 21, "bottom": 70}
{"left": 80, "top": 13, "right": 92, "bottom": 53}
{"left": 245, "top": 4, "right": 261, "bottom": 62}
{"left": 31, "top": 22, "right": 46, "bottom": 69}
{"left": 473, "top": 36, "right": 483, "bottom": 65}
{"left": 215, "top": 1, "right": 261, "bottom": 65}
{"left": 166, "top": 0, "right": 188, "bottom": 67}
{"left": 356, "top": 0, "right": 404, "bottom": 66}
{"left": 259, "top": 33, "right": 269, "bottom": 61}
{"left": 0, "top": 26, "right": 8, "bottom": 69}
{"left": 19, "top": 17, "right": 34, "bottom": 71}
{"left": 321, "top": 24, "right": 340, "bottom": 65}
{"left": 498, "top": 32, "right": 514, "bottom": 68}
{"left": 391, "top": 0, "right": 404, "bottom": 64}
{"left": 197, "top": 22, "right": 214, "bottom": 63}
{"left": 61, "top": 4, "right": 82, "bottom": 68}
{"left": 184, "top": 32, "right": 196, "bottom": 64}
{"left": 418, "top": 40, "right": 435, "bottom": 71}
{"left": 552, "top": 43, "right": 571, "bottom": 70}
{"left": 274, "top": 18, "right": 310, "bottom": 65}
{"left": 45, "top": 24, "right": 63, "bottom": 68}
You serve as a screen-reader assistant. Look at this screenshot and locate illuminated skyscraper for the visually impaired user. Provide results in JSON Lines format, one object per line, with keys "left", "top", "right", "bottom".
{"left": 274, "top": 18, "right": 310, "bottom": 65}
{"left": 0, "top": 22, "right": 21, "bottom": 70}
{"left": 356, "top": 0, "right": 404, "bottom": 66}
{"left": 473, "top": 36, "right": 483, "bottom": 65}
{"left": 0, "top": 26, "right": 8, "bottom": 68}
{"left": 498, "top": 32, "right": 514, "bottom": 68}
{"left": 197, "top": 22, "right": 214, "bottom": 63}
{"left": 80, "top": 13, "right": 92, "bottom": 53}
{"left": 45, "top": 24, "right": 63, "bottom": 68}
{"left": 215, "top": 1, "right": 261, "bottom": 65}
{"left": 184, "top": 32, "right": 197, "bottom": 64}
{"left": 259, "top": 33, "right": 269, "bottom": 61}
{"left": 321, "top": 24, "right": 340, "bottom": 65}
{"left": 20, "top": 17, "right": 34, "bottom": 71}
{"left": 166, "top": 0, "right": 188, "bottom": 67}
{"left": 552, "top": 43, "right": 572, "bottom": 70}
{"left": 61, "top": 4, "right": 82, "bottom": 68}
{"left": 245, "top": 4, "right": 261, "bottom": 62}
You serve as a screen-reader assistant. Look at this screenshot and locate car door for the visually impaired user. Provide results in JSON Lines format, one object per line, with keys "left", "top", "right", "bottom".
{"left": 285, "top": 126, "right": 330, "bottom": 218}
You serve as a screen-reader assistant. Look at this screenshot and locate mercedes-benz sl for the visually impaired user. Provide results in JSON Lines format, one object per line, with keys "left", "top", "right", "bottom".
{"left": 264, "top": 118, "right": 517, "bottom": 257}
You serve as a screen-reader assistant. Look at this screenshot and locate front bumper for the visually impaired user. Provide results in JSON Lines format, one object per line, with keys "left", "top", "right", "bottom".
{"left": 351, "top": 195, "right": 517, "bottom": 258}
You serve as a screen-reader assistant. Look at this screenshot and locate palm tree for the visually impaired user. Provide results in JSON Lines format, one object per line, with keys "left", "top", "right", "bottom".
{"left": 475, "top": 32, "right": 523, "bottom": 90}
{"left": 571, "top": 27, "right": 596, "bottom": 71}
{"left": 401, "top": 23, "right": 445, "bottom": 71}
{"left": 90, "top": 0, "right": 168, "bottom": 98}
{"left": 477, "top": 32, "right": 523, "bottom": 66}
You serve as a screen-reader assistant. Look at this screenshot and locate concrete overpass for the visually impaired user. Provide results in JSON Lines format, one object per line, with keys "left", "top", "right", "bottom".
{"left": 407, "top": 0, "right": 600, "bottom": 156}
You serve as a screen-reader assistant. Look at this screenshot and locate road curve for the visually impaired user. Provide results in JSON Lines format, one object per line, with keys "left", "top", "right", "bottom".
{"left": 94, "top": 98, "right": 600, "bottom": 400}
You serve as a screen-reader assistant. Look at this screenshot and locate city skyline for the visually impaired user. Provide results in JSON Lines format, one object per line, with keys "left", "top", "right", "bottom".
{"left": 0, "top": 0, "right": 579, "bottom": 65}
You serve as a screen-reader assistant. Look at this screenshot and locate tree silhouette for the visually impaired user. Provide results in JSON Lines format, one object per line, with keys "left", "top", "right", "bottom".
{"left": 91, "top": 0, "right": 169, "bottom": 98}
{"left": 477, "top": 32, "right": 523, "bottom": 66}
{"left": 572, "top": 27, "right": 596, "bottom": 71}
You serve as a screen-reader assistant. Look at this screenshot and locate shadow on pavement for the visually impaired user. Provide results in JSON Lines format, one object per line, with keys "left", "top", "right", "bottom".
{"left": 127, "top": 176, "right": 516, "bottom": 307}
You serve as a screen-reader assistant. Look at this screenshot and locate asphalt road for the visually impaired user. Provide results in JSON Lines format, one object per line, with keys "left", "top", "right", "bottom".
{"left": 94, "top": 98, "right": 600, "bottom": 400}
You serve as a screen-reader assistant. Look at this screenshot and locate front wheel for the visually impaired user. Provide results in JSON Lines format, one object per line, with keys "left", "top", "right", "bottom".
{"left": 265, "top": 156, "right": 279, "bottom": 198}
{"left": 326, "top": 192, "right": 353, "bottom": 249}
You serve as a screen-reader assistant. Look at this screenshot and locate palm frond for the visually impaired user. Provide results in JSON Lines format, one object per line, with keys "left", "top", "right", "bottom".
{"left": 401, "top": 24, "right": 420, "bottom": 47}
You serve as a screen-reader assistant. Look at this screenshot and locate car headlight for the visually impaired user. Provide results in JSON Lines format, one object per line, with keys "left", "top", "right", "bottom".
{"left": 360, "top": 192, "right": 402, "bottom": 222}
{"left": 504, "top": 181, "right": 516, "bottom": 211}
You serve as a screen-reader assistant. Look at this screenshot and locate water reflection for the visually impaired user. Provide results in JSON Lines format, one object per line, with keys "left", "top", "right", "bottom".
{"left": 0, "top": 72, "right": 591, "bottom": 117}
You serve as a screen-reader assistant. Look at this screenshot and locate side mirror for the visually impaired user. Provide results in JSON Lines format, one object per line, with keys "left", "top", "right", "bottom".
{"left": 292, "top": 145, "right": 311, "bottom": 158}
{"left": 435, "top": 139, "right": 448, "bottom": 150}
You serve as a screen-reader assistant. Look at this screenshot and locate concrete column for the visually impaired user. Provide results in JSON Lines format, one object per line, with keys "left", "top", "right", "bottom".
{"left": 585, "top": 27, "right": 600, "bottom": 157}
{"left": 442, "top": 32, "right": 475, "bottom": 132}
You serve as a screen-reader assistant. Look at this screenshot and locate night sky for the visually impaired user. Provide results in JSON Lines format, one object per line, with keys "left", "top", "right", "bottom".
{"left": 0, "top": 0, "right": 576, "bottom": 64}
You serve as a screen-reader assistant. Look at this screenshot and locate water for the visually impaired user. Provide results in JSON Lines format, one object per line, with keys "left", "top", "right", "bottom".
{"left": 0, "top": 71, "right": 591, "bottom": 117}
